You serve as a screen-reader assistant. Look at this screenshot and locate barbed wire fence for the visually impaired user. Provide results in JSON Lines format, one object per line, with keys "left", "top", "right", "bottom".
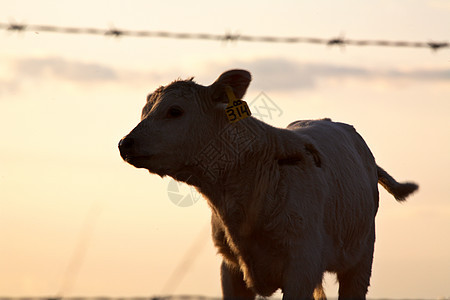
{"left": 1, "top": 22, "right": 448, "bottom": 51}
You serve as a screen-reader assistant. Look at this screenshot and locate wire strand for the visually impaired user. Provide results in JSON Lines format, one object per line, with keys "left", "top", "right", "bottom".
{"left": 1, "top": 22, "right": 448, "bottom": 51}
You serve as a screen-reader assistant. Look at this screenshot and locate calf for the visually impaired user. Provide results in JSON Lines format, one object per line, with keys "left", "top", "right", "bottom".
{"left": 119, "top": 69, "right": 418, "bottom": 299}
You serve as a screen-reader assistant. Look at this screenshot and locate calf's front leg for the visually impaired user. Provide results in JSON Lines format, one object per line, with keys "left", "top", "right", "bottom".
{"left": 281, "top": 249, "right": 325, "bottom": 300}
{"left": 221, "top": 260, "right": 256, "bottom": 300}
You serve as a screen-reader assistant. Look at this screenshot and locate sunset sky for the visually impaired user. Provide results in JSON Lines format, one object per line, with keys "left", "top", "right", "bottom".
{"left": 0, "top": 0, "right": 449, "bottom": 298}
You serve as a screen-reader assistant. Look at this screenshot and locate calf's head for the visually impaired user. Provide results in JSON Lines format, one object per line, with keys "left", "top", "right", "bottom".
{"left": 118, "top": 69, "right": 251, "bottom": 179}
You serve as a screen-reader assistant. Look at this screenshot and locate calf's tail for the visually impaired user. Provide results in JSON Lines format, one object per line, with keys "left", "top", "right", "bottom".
{"left": 377, "top": 166, "right": 419, "bottom": 202}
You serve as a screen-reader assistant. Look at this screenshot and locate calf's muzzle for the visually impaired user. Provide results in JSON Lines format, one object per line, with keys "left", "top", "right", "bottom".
{"left": 118, "top": 136, "right": 135, "bottom": 160}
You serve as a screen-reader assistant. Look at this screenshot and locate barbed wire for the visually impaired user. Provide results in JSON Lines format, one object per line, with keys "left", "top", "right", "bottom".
{"left": 1, "top": 22, "right": 448, "bottom": 51}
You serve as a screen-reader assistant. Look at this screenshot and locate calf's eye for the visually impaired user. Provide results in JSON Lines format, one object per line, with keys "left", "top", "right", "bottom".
{"left": 167, "top": 106, "right": 184, "bottom": 118}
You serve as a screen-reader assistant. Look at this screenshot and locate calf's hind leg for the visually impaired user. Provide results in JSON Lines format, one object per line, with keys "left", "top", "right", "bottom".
{"left": 221, "top": 260, "right": 256, "bottom": 300}
{"left": 337, "top": 239, "right": 375, "bottom": 300}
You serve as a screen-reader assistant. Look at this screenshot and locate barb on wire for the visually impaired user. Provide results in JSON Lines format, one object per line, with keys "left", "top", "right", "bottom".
{"left": 327, "top": 38, "right": 346, "bottom": 46}
{"left": 1, "top": 21, "right": 448, "bottom": 51}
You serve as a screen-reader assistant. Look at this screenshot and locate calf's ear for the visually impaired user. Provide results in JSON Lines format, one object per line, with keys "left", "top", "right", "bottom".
{"left": 141, "top": 92, "right": 155, "bottom": 120}
{"left": 209, "top": 69, "right": 252, "bottom": 103}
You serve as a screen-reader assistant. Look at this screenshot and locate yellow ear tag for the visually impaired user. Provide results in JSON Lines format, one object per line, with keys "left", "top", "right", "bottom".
{"left": 224, "top": 86, "right": 252, "bottom": 123}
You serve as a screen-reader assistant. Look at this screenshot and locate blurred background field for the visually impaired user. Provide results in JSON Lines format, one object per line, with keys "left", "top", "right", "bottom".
{"left": 0, "top": 297, "right": 234, "bottom": 300}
